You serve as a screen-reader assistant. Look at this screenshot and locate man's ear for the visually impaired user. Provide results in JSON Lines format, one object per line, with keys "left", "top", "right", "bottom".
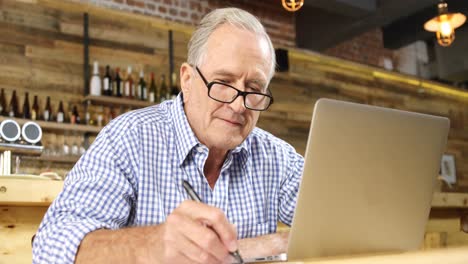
{"left": 180, "top": 63, "right": 193, "bottom": 102}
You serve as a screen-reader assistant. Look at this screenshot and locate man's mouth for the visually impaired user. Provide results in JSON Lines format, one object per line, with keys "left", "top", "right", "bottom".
{"left": 219, "top": 117, "right": 244, "bottom": 126}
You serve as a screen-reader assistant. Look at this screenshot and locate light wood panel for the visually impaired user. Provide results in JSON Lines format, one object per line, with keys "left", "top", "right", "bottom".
{"left": 0, "top": 206, "right": 48, "bottom": 264}
{"left": 0, "top": 179, "right": 63, "bottom": 206}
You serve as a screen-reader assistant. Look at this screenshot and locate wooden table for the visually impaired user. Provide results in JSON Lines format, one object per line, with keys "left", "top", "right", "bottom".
{"left": 281, "top": 246, "right": 468, "bottom": 263}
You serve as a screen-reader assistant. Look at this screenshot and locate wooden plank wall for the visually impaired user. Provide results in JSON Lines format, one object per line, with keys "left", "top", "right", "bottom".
{"left": 0, "top": 0, "right": 190, "bottom": 176}
{"left": 0, "top": 0, "right": 467, "bottom": 187}
{"left": 0, "top": 206, "right": 48, "bottom": 264}
{"left": 260, "top": 50, "right": 468, "bottom": 191}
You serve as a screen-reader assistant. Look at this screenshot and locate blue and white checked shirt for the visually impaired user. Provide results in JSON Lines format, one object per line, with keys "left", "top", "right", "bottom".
{"left": 33, "top": 94, "right": 304, "bottom": 263}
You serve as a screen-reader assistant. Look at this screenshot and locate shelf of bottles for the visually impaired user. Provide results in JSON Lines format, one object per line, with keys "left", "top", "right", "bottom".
{"left": 0, "top": 88, "right": 101, "bottom": 135}
{"left": 87, "top": 62, "right": 179, "bottom": 109}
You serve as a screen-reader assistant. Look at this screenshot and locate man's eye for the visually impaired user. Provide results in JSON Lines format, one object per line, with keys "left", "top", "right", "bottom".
{"left": 248, "top": 87, "right": 262, "bottom": 93}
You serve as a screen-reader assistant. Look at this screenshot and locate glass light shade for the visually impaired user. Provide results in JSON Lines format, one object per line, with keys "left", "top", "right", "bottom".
{"left": 424, "top": 12, "right": 466, "bottom": 47}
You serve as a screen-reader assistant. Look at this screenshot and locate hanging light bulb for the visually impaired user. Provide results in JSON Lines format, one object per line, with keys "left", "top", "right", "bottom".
{"left": 424, "top": 0, "right": 466, "bottom": 47}
{"left": 282, "top": 0, "right": 304, "bottom": 12}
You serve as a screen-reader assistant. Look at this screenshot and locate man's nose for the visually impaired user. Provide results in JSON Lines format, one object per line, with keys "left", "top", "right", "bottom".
{"left": 229, "top": 95, "right": 247, "bottom": 113}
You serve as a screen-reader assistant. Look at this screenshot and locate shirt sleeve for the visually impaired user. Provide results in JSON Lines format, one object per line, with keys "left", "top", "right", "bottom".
{"left": 32, "top": 125, "right": 138, "bottom": 264}
{"left": 278, "top": 147, "right": 304, "bottom": 226}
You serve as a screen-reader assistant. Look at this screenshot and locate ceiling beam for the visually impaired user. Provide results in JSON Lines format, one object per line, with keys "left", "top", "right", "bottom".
{"left": 297, "top": 0, "right": 439, "bottom": 51}
{"left": 303, "top": 0, "right": 376, "bottom": 18}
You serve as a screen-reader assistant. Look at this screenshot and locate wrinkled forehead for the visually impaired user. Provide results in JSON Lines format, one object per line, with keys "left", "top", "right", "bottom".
{"left": 201, "top": 24, "right": 273, "bottom": 78}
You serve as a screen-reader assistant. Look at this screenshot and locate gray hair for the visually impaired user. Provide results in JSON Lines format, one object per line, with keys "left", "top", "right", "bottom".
{"left": 187, "top": 7, "right": 276, "bottom": 81}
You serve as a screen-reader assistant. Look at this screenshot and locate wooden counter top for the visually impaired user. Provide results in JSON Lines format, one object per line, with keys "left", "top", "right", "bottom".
{"left": 281, "top": 246, "right": 468, "bottom": 263}
{"left": 0, "top": 178, "right": 63, "bottom": 206}
{"left": 2, "top": 177, "right": 468, "bottom": 209}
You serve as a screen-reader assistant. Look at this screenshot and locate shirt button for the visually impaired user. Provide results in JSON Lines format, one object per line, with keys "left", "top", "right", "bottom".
{"left": 197, "top": 147, "right": 204, "bottom": 152}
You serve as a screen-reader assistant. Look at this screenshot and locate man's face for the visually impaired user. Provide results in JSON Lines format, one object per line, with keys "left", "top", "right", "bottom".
{"left": 180, "top": 24, "right": 272, "bottom": 152}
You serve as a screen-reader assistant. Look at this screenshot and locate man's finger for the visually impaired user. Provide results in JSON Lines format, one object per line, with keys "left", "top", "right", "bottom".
{"left": 177, "top": 200, "right": 238, "bottom": 252}
{"left": 172, "top": 208, "right": 231, "bottom": 262}
{"left": 172, "top": 226, "right": 221, "bottom": 264}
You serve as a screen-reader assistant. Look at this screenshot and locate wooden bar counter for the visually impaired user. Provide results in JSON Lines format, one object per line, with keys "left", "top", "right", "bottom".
{"left": 282, "top": 246, "right": 468, "bottom": 263}
{"left": 2, "top": 177, "right": 468, "bottom": 263}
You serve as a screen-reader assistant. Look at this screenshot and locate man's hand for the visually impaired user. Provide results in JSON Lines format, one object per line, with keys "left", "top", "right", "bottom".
{"left": 238, "top": 231, "right": 289, "bottom": 259}
{"left": 153, "top": 200, "right": 238, "bottom": 263}
{"left": 76, "top": 200, "right": 238, "bottom": 264}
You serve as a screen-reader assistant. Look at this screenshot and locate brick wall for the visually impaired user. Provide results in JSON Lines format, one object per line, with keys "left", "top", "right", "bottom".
{"left": 77, "top": 0, "right": 295, "bottom": 47}
{"left": 76, "top": 0, "right": 394, "bottom": 68}
{"left": 323, "top": 28, "right": 396, "bottom": 69}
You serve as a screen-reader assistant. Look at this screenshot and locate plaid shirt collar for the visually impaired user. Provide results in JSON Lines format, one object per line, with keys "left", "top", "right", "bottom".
{"left": 171, "top": 94, "right": 250, "bottom": 166}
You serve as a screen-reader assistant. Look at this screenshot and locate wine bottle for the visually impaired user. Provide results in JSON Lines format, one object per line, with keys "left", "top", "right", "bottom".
{"left": 57, "top": 100, "right": 64, "bottom": 123}
{"left": 115, "top": 68, "right": 122, "bottom": 97}
{"left": 90, "top": 61, "right": 102, "bottom": 96}
{"left": 22, "top": 92, "right": 31, "bottom": 119}
{"left": 31, "top": 95, "right": 39, "bottom": 120}
{"left": 71, "top": 105, "right": 80, "bottom": 124}
{"left": 138, "top": 70, "right": 147, "bottom": 101}
{"left": 85, "top": 100, "right": 91, "bottom": 125}
{"left": 0, "top": 88, "right": 7, "bottom": 116}
{"left": 124, "top": 66, "right": 133, "bottom": 99}
{"left": 160, "top": 74, "right": 168, "bottom": 102}
{"left": 108, "top": 106, "right": 116, "bottom": 122}
{"left": 96, "top": 106, "right": 104, "bottom": 127}
{"left": 8, "top": 90, "right": 18, "bottom": 118}
{"left": 148, "top": 72, "right": 157, "bottom": 103}
{"left": 170, "top": 72, "right": 179, "bottom": 99}
{"left": 103, "top": 65, "right": 112, "bottom": 96}
{"left": 44, "top": 96, "right": 52, "bottom": 121}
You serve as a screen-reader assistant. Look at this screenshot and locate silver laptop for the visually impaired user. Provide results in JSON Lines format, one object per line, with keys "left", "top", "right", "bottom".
{"left": 246, "top": 98, "right": 449, "bottom": 263}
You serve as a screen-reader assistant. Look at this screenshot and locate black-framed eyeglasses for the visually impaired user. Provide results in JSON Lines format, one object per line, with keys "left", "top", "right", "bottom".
{"left": 195, "top": 66, "right": 274, "bottom": 111}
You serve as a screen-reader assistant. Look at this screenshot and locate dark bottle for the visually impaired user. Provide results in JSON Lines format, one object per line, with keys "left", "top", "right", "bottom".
{"left": 57, "top": 100, "right": 65, "bottom": 123}
{"left": 138, "top": 70, "right": 147, "bottom": 101}
{"left": 159, "top": 74, "right": 168, "bottom": 102}
{"left": 148, "top": 72, "right": 157, "bottom": 103}
{"left": 115, "top": 68, "right": 122, "bottom": 97}
{"left": 44, "top": 96, "right": 52, "bottom": 121}
{"left": 170, "top": 72, "right": 179, "bottom": 99}
{"left": 22, "top": 92, "right": 31, "bottom": 119}
{"left": 103, "top": 65, "right": 112, "bottom": 96}
{"left": 71, "top": 105, "right": 80, "bottom": 124}
{"left": 0, "top": 88, "right": 7, "bottom": 116}
{"left": 31, "top": 95, "right": 39, "bottom": 120}
{"left": 108, "top": 106, "right": 116, "bottom": 122}
{"left": 66, "top": 102, "right": 72, "bottom": 123}
{"left": 8, "top": 90, "right": 18, "bottom": 118}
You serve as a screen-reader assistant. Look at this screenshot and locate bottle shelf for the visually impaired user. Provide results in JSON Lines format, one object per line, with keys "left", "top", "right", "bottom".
{"left": 0, "top": 116, "right": 101, "bottom": 134}
{"left": 83, "top": 95, "right": 154, "bottom": 108}
{"left": 23, "top": 155, "right": 80, "bottom": 164}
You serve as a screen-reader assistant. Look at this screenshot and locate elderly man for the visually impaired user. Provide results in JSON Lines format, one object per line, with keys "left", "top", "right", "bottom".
{"left": 33, "top": 7, "right": 304, "bottom": 264}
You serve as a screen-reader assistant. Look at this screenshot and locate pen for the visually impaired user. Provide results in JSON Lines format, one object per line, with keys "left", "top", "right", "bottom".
{"left": 182, "top": 180, "right": 245, "bottom": 264}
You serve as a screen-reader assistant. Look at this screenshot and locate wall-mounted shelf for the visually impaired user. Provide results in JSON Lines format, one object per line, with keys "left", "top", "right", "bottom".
{"left": 0, "top": 116, "right": 101, "bottom": 134}
{"left": 83, "top": 95, "right": 154, "bottom": 108}
{"left": 23, "top": 155, "right": 80, "bottom": 164}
